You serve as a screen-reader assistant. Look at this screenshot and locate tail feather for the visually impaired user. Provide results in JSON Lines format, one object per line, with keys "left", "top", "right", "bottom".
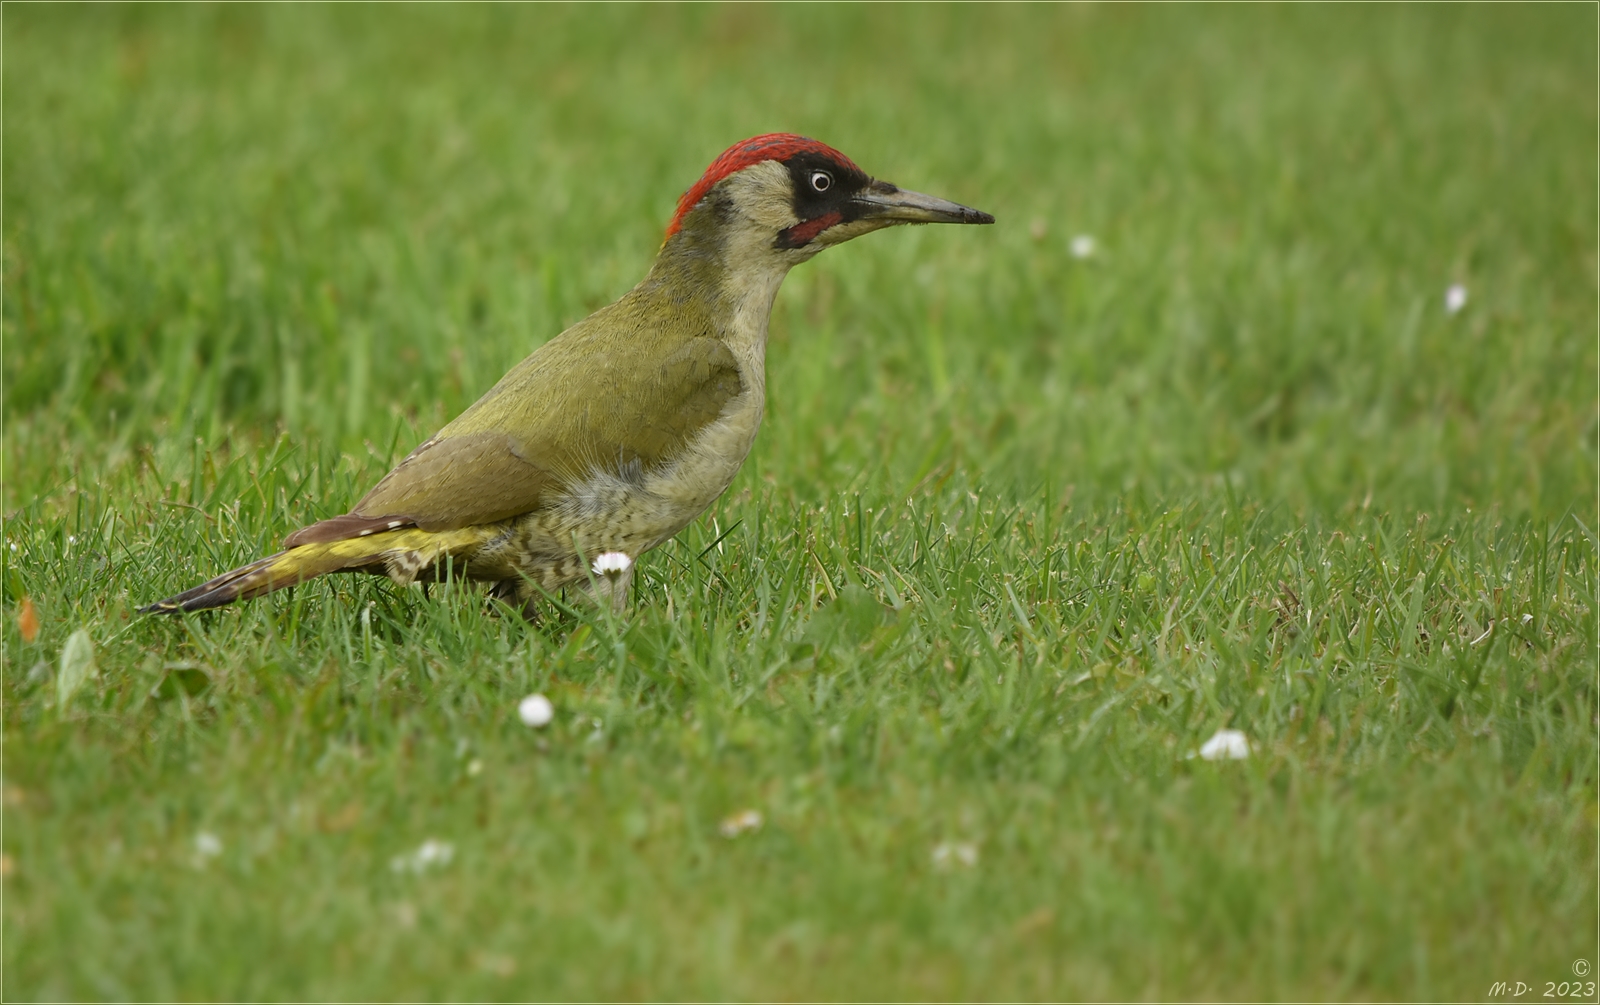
{"left": 140, "top": 526, "right": 493, "bottom": 614}
{"left": 140, "top": 544, "right": 378, "bottom": 614}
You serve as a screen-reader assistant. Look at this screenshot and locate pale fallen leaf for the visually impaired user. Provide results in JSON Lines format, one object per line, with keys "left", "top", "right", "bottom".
{"left": 56, "top": 629, "right": 96, "bottom": 708}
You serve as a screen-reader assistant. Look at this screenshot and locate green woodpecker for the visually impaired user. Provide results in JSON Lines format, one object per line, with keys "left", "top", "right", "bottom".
{"left": 143, "top": 134, "right": 993, "bottom": 616}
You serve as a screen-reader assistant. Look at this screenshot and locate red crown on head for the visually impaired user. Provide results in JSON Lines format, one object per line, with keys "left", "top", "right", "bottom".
{"left": 666, "top": 133, "right": 861, "bottom": 237}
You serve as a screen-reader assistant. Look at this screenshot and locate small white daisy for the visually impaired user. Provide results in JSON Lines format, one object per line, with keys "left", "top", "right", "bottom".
{"left": 1070, "top": 234, "right": 1097, "bottom": 259}
{"left": 390, "top": 838, "right": 454, "bottom": 874}
{"left": 592, "top": 551, "right": 632, "bottom": 576}
{"left": 931, "top": 841, "right": 979, "bottom": 869}
{"left": 1445, "top": 283, "right": 1468, "bottom": 314}
{"left": 517, "top": 694, "right": 554, "bottom": 728}
{"left": 193, "top": 831, "right": 223, "bottom": 863}
{"left": 718, "top": 809, "right": 763, "bottom": 838}
{"left": 1198, "top": 728, "right": 1251, "bottom": 760}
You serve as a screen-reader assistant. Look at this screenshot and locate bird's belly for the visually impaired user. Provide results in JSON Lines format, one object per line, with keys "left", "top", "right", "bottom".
{"left": 470, "top": 393, "right": 763, "bottom": 590}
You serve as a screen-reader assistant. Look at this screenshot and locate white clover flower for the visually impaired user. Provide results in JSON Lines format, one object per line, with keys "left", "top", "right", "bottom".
{"left": 718, "top": 809, "right": 763, "bottom": 838}
{"left": 592, "top": 551, "right": 632, "bottom": 576}
{"left": 518, "top": 694, "right": 554, "bottom": 728}
{"left": 1070, "top": 234, "right": 1097, "bottom": 259}
{"left": 1198, "top": 728, "right": 1251, "bottom": 760}
{"left": 1445, "top": 283, "right": 1468, "bottom": 314}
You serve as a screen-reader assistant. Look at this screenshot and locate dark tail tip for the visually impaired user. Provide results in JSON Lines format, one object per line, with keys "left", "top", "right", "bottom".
{"left": 137, "top": 592, "right": 233, "bottom": 615}
{"left": 138, "top": 584, "right": 245, "bottom": 615}
{"left": 139, "top": 552, "right": 290, "bottom": 615}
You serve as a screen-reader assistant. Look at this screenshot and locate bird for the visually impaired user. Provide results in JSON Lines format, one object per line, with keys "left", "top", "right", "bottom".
{"left": 142, "top": 133, "right": 993, "bottom": 617}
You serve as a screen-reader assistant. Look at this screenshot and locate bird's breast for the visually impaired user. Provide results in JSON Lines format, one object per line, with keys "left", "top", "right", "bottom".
{"left": 642, "top": 379, "right": 765, "bottom": 523}
{"left": 499, "top": 379, "right": 766, "bottom": 576}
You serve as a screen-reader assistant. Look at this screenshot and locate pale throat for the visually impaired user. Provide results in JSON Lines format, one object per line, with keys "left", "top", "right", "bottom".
{"left": 719, "top": 258, "right": 788, "bottom": 370}
{"left": 667, "top": 159, "right": 818, "bottom": 381}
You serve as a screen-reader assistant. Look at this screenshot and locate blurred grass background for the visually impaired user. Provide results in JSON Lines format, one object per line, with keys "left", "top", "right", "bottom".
{"left": 4, "top": 4, "right": 1596, "bottom": 999}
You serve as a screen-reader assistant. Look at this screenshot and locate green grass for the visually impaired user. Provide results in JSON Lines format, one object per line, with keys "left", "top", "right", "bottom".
{"left": 4, "top": 4, "right": 1595, "bottom": 999}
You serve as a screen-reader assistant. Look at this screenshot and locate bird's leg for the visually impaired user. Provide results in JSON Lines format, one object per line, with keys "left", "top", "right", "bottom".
{"left": 573, "top": 563, "right": 634, "bottom": 615}
{"left": 519, "top": 594, "right": 544, "bottom": 624}
{"left": 488, "top": 577, "right": 544, "bottom": 624}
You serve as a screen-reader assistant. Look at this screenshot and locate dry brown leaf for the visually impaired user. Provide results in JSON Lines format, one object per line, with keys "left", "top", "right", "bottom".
{"left": 18, "top": 597, "right": 38, "bottom": 644}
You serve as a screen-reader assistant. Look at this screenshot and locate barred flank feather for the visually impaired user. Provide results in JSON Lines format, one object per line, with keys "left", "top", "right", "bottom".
{"left": 139, "top": 527, "right": 493, "bottom": 614}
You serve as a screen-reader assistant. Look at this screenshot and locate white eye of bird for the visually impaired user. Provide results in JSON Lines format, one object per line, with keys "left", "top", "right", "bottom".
{"left": 810, "top": 170, "right": 833, "bottom": 193}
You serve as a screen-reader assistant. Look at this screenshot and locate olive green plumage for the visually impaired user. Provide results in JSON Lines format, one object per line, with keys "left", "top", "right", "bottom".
{"left": 147, "top": 260, "right": 750, "bottom": 616}
{"left": 144, "top": 526, "right": 499, "bottom": 612}
{"left": 143, "top": 134, "right": 992, "bottom": 616}
{"left": 294, "top": 282, "right": 742, "bottom": 541}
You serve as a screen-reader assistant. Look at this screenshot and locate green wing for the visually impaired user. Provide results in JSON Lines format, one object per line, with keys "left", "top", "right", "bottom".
{"left": 285, "top": 293, "right": 743, "bottom": 546}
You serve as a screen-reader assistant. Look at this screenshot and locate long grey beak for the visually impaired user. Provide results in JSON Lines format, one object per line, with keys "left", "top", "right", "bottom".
{"left": 855, "top": 181, "right": 995, "bottom": 225}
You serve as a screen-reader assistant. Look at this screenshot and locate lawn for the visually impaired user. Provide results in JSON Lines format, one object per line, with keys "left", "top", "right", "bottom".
{"left": 4, "top": 5, "right": 1596, "bottom": 1000}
